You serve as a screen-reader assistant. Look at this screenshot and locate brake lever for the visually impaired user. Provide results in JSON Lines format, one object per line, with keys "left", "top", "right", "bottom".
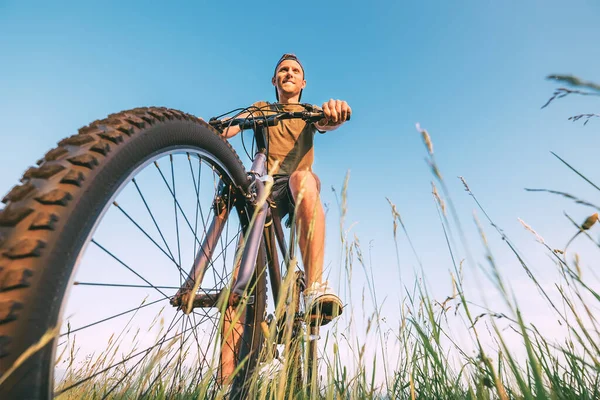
{"left": 208, "top": 118, "right": 225, "bottom": 133}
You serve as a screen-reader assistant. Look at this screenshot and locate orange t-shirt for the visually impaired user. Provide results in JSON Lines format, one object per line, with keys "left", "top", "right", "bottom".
{"left": 251, "top": 101, "right": 322, "bottom": 176}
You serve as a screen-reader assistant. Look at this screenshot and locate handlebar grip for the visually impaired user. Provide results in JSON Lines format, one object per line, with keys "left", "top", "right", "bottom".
{"left": 317, "top": 111, "right": 351, "bottom": 122}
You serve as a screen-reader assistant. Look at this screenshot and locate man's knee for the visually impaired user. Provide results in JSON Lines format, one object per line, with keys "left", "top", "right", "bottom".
{"left": 289, "top": 171, "right": 321, "bottom": 200}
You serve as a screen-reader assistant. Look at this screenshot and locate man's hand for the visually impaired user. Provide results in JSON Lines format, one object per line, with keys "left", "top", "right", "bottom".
{"left": 316, "top": 99, "right": 352, "bottom": 131}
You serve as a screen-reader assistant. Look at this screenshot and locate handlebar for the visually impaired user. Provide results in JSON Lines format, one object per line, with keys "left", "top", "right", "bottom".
{"left": 208, "top": 104, "right": 350, "bottom": 132}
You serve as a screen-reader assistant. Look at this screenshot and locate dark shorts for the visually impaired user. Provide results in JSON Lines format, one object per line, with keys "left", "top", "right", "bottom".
{"left": 271, "top": 173, "right": 321, "bottom": 223}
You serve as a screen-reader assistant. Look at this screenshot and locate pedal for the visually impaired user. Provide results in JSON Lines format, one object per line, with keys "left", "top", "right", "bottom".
{"left": 307, "top": 301, "right": 341, "bottom": 327}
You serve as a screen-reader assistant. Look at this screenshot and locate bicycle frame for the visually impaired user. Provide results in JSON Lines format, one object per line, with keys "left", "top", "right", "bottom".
{"left": 171, "top": 119, "right": 295, "bottom": 312}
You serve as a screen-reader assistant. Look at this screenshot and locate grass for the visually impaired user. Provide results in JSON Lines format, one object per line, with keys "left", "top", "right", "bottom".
{"left": 4, "top": 78, "right": 600, "bottom": 399}
{"left": 47, "top": 139, "right": 599, "bottom": 399}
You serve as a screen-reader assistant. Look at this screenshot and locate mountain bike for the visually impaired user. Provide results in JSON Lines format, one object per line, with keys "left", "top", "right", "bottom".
{"left": 0, "top": 104, "right": 342, "bottom": 399}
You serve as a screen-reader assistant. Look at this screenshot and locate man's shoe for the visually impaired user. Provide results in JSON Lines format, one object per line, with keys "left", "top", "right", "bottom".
{"left": 303, "top": 281, "right": 343, "bottom": 326}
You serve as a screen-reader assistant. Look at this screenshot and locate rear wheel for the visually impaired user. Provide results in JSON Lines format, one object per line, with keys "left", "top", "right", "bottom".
{"left": 0, "top": 107, "right": 266, "bottom": 399}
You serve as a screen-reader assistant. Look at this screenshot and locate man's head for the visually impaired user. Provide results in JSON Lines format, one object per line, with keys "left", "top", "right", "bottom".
{"left": 272, "top": 53, "right": 306, "bottom": 102}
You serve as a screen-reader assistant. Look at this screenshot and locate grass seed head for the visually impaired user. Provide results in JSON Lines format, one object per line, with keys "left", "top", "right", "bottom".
{"left": 518, "top": 218, "right": 546, "bottom": 244}
{"left": 431, "top": 182, "right": 446, "bottom": 215}
{"left": 581, "top": 212, "right": 598, "bottom": 230}
{"left": 459, "top": 176, "right": 471, "bottom": 193}
{"left": 416, "top": 123, "right": 434, "bottom": 155}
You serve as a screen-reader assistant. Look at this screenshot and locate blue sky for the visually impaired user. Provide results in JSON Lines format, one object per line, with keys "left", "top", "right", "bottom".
{"left": 2, "top": 0, "right": 600, "bottom": 378}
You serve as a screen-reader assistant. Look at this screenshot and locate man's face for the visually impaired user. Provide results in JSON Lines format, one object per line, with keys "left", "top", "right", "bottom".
{"left": 272, "top": 59, "right": 306, "bottom": 99}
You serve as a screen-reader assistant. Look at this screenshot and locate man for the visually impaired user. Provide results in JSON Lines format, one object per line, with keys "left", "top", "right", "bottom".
{"left": 223, "top": 53, "right": 351, "bottom": 323}
{"left": 218, "top": 54, "right": 351, "bottom": 383}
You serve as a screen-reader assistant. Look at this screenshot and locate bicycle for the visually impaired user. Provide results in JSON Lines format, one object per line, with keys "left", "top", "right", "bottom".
{"left": 0, "top": 103, "right": 343, "bottom": 399}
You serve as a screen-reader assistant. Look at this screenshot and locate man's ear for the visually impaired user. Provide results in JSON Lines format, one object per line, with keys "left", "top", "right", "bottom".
{"left": 301, "top": 79, "right": 306, "bottom": 90}
{"left": 271, "top": 76, "right": 276, "bottom": 86}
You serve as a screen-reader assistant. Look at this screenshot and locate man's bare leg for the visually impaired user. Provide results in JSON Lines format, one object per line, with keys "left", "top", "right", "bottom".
{"left": 219, "top": 305, "right": 243, "bottom": 385}
{"left": 288, "top": 171, "right": 341, "bottom": 325}
{"left": 218, "top": 239, "right": 244, "bottom": 385}
{"left": 288, "top": 170, "right": 325, "bottom": 287}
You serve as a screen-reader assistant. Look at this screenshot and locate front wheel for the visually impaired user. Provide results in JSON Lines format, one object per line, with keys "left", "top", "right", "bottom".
{"left": 0, "top": 107, "right": 266, "bottom": 398}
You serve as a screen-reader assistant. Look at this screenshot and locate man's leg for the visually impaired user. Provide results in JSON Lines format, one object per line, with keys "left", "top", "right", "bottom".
{"left": 288, "top": 171, "right": 342, "bottom": 325}
{"left": 288, "top": 171, "right": 324, "bottom": 287}
{"left": 219, "top": 306, "right": 242, "bottom": 385}
{"left": 218, "top": 238, "right": 244, "bottom": 385}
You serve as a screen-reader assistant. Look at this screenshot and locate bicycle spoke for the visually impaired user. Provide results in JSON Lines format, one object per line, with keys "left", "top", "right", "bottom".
{"left": 132, "top": 178, "right": 176, "bottom": 261}
{"left": 59, "top": 297, "right": 168, "bottom": 338}
{"left": 189, "top": 155, "right": 201, "bottom": 288}
{"left": 187, "top": 311, "right": 219, "bottom": 366}
{"left": 57, "top": 311, "right": 184, "bottom": 396}
{"left": 187, "top": 313, "right": 204, "bottom": 388}
{"left": 208, "top": 168, "right": 223, "bottom": 290}
{"left": 191, "top": 313, "right": 221, "bottom": 370}
{"left": 205, "top": 166, "right": 221, "bottom": 288}
{"left": 153, "top": 160, "right": 206, "bottom": 248}
{"left": 209, "top": 228, "right": 241, "bottom": 285}
{"left": 189, "top": 154, "right": 208, "bottom": 290}
{"left": 177, "top": 316, "right": 189, "bottom": 391}
{"left": 138, "top": 313, "right": 212, "bottom": 398}
{"left": 192, "top": 309, "right": 220, "bottom": 329}
{"left": 91, "top": 239, "right": 170, "bottom": 300}
{"left": 145, "top": 318, "right": 189, "bottom": 399}
{"left": 174, "top": 313, "right": 188, "bottom": 392}
{"left": 181, "top": 228, "right": 241, "bottom": 293}
{"left": 73, "top": 282, "right": 182, "bottom": 290}
{"left": 61, "top": 281, "right": 226, "bottom": 340}
{"left": 189, "top": 312, "right": 206, "bottom": 369}
{"left": 170, "top": 154, "right": 183, "bottom": 270}
{"left": 218, "top": 184, "right": 235, "bottom": 284}
{"left": 99, "top": 311, "right": 183, "bottom": 399}
{"left": 190, "top": 311, "right": 221, "bottom": 382}
{"left": 75, "top": 227, "right": 239, "bottom": 340}
{"left": 90, "top": 295, "right": 227, "bottom": 395}
{"left": 111, "top": 201, "right": 188, "bottom": 282}
{"left": 154, "top": 159, "right": 228, "bottom": 285}
{"left": 188, "top": 153, "right": 208, "bottom": 244}
{"left": 189, "top": 309, "right": 222, "bottom": 389}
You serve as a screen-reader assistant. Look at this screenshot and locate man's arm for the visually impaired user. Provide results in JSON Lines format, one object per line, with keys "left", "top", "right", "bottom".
{"left": 221, "top": 124, "right": 242, "bottom": 139}
{"left": 314, "top": 99, "right": 352, "bottom": 132}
